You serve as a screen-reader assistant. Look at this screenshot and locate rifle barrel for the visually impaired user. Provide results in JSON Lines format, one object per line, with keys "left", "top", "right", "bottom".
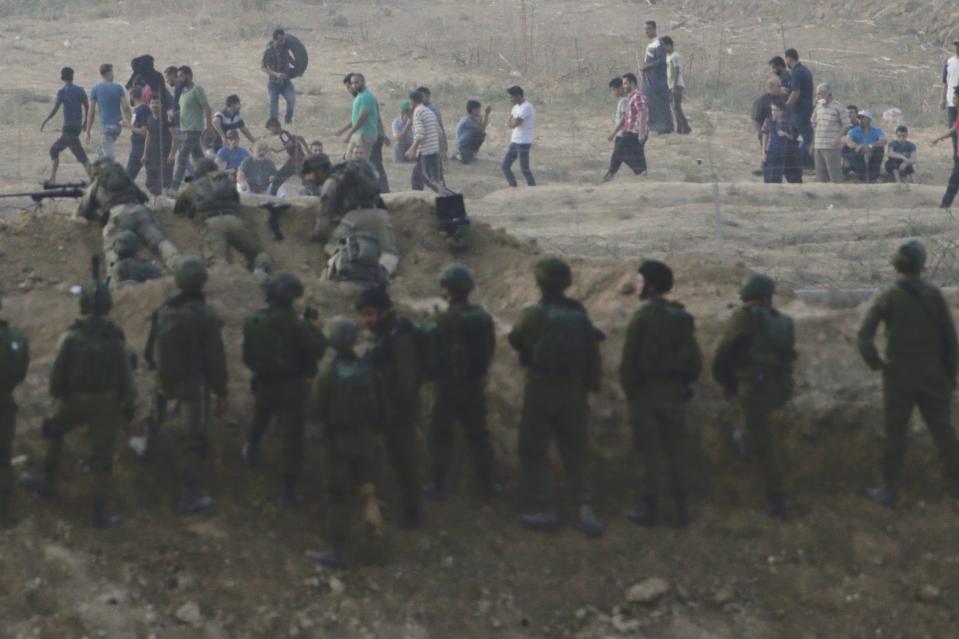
{"left": 0, "top": 188, "right": 85, "bottom": 202}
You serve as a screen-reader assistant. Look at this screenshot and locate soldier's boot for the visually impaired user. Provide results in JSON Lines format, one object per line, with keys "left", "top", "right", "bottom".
{"left": 673, "top": 493, "right": 691, "bottom": 529}
{"left": 90, "top": 499, "right": 123, "bottom": 529}
{"left": 396, "top": 505, "right": 422, "bottom": 532}
{"left": 766, "top": 492, "right": 789, "bottom": 521}
{"left": 421, "top": 473, "right": 447, "bottom": 501}
{"left": 0, "top": 489, "right": 11, "bottom": 529}
{"left": 177, "top": 487, "right": 215, "bottom": 517}
{"left": 278, "top": 474, "right": 304, "bottom": 509}
{"left": 20, "top": 439, "right": 61, "bottom": 499}
{"left": 578, "top": 503, "right": 605, "bottom": 539}
{"left": 624, "top": 494, "right": 659, "bottom": 527}
{"left": 865, "top": 484, "right": 897, "bottom": 509}
{"left": 518, "top": 503, "right": 562, "bottom": 533}
{"left": 307, "top": 545, "right": 346, "bottom": 570}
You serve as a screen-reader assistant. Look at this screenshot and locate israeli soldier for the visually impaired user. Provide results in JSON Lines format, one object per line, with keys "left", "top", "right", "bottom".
{"left": 242, "top": 273, "right": 326, "bottom": 507}
{"left": 308, "top": 317, "right": 385, "bottom": 569}
{"left": 620, "top": 260, "right": 702, "bottom": 528}
{"left": 77, "top": 158, "right": 181, "bottom": 280}
{"left": 174, "top": 158, "right": 272, "bottom": 275}
{"left": 422, "top": 264, "right": 498, "bottom": 501}
{"left": 21, "top": 263, "right": 134, "bottom": 528}
{"left": 111, "top": 230, "right": 162, "bottom": 287}
{"left": 507, "top": 258, "right": 604, "bottom": 538}
{"left": 858, "top": 240, "right": 959, "bottom": 507}
{"left": 0, "top": 294, "right": 29, "bottom": 527}
{"left": 144, "top": 257, "right": 228, "bottom": 516}
{"left": 712, "top": 273, "right": 796, "bottom": 521}
{"left": 356, "top": 286, "right": 423, "bottom": 530}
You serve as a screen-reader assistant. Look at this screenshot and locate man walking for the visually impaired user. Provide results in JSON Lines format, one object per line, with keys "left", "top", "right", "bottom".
{"left": 87, "top": 64, "right": 130, "bottom": 161}
{"left": 502, "top": 85, "right": 536, "bottom": 187}
{"left": 262, "top": 29, "right": 296, "bottom": 124}
{"left": 932, "top": 87, "right": 959, "bottom": 209}
{"left": 784, "top": 49, "right": 814, "bottom": 167}
{"left": 604, "top": 73, "right": 648, "bottom": 182}
{"left": 811, "top": 83, "right": 845, "bottom": 183}
{"left": 640, "top": 21, "right": 673, "bottom": 135}
{"left": 41, "top": 67, "right": 90, "bottom": 183}
{"left": 169, "top": 66, "right": 212, "bottom": 194}
{"left": 142, "top": 94, "right": 173, "bottom": 196}
{"left": 406, "top": 90, "right": 447, "bottom": 192}
{"left": 941, "top": 39, "right": 959, "bottom": 130}
{"left": 662, "top": 36, "right": 691, "bottom": 134}
{"left": 124, "top": 87, "right": 151, "bottom": 181}
{"left": 338, "top": 73, "right": 380, "bottom": 161}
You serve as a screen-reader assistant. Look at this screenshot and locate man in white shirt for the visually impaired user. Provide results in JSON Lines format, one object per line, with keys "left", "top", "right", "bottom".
{"left": 502, "top": 85, "right": 536, "bottom": 187}
{"left": 405, "top": 90, "right": 447, "bottom": 192}
{"left": 942, "top": 40, "right": 959, "bottom": 129}
{"left": 662, "top": 36, "right": 690, "bottom": 134}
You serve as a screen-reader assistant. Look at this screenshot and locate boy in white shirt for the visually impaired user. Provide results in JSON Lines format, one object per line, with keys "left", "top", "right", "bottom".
{"left": 502, "top": 85, "right": 536, "bottom": 187}
{"left": 662, "top": 37, "right": 691, "bottom": 135}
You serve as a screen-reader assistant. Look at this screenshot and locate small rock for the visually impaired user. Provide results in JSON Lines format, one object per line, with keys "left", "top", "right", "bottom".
{"left": 626, "top": 577, "right": 670, "bottom": 604}
{"left": 917, "top": 584, "right": 941, "bottom": 604}
{"left": 175, "top": 601, "right": 203, "bottom": 625}
{"left": 712, "top": 587, "right": 734, "bottom": 605}
{"left": 329, "top": 576, "right": 346, "bottom": 596}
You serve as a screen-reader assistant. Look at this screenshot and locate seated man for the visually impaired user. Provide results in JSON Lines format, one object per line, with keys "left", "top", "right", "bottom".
{"left": 392, "top": 100, "right": 414, "bottom": 163}
{"left": 885, "top": 125, "right": 918, "bottom": 182}
{"left": 454, "top": 100, "right": 492, "bottom": 163}
{"left": 843, "top": 110, "right": 887, "bottom": 183}
{"left": 840, "top": 105, "right": 860, "bottom": 177}
{"left": 216, "top": 130, "right": 252, "bottom": 179}
{"left": 238, "top": 141, "right": 279, "bottom": 195}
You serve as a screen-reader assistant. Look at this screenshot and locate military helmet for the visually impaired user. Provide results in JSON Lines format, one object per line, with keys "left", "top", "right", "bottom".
{"left": 301, "top": 153, "right": 332, "bottom": 177}
{"left": 892, "top": 240, "right": 926, "bottom": 274}
{"left": 87, "top": 157, "right": 115, "bottom": 179}
{"left": 355, "top": 284, "right": 392, "bottom": 311}
{"left": 192, "top": 158, "right": 219, "bottom": 180}
{"left": 439, "top": 263, "right": 475, "bottom": 294}
{"left": 534, "top": 257, "right": 572, "bottom": 292}
{"left": 326, "top": 316, "right": 359, "bottom": 350}
{"left": 111, "top": 230, "right": 141, "bottom": 259}
{"left": 739, "top": 273, "right": 776, "bottom": 301}
{"left": 175, "top": 257, "right": 208, "bottom": 293}
{"left": 638, "top": 260, "right": 673, "bottom": 298}
{"left": 80, "top": 281, "right": 113, "bottom": 316}
{"left": 263, "top": 272, "right": 304, "bottom": 305}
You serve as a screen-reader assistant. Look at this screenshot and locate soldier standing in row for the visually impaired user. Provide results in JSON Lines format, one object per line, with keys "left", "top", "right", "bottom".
{"left": 712, "top": 274, "right": 796, "bottom": 520}
{"left": 0, "top": 295, "right": 29, "bottom": 527}
{"left": 242, "top": 273, "right": 326, "bottom": 507}
{"left": 620, "top": 260, "right": 702, "bottom": 528}
{"left": 357, "top": 286, "right": 423, "bottom": 530}
{"left": 145, "top": 258, "right": 228, "bottom": 515}
{"left": 309, "top": 317, "right": 384, "bottom": 569}
{"left": 508, "top": 258, "right": 604, "bottom": 538}
{"left": 858, "top": 241, "right": 959, "bottom": 507}
{"left": 22, "top": 264, "right": 134, "bottom": 528}
{"left": 423, "top": 265, "right": 498, "bottom": 501}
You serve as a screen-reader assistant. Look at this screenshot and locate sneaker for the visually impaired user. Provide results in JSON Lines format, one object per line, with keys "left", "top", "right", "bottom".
{"left": 518, "top": 507, "right": 561, "bottom": 533}
{"left": 578, "top": 504, "right": 605, "bottom": 539}
{"left": 307, "top": 547, "right": 346, "bottom": 570}
{"left": 19, "top": 472, "right": 55, "bottom": 499}
{"left": 865, "top": 486, "right": 896, "bottom": 509}
{"left": 178, "top": 493, "right": 214, "bottom": 516}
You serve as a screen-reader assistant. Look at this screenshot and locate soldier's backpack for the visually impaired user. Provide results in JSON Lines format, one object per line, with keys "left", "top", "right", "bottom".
{"left": 326, "top": 355, "right": 381, "bottom": 432}
{"left": 194, "top": 172, "right": 240, "bottom": 217}
{"left": 152, "top": 301, "right": 203, "bottom": 382}
{"left": 99, "top": 161, "right": 147, "bottom": 207}
{"left": 65, "top": 320, "right": 125, "bottom": 394}
{"left": 530, "top": 302, "right": 593, "bottom": 378}
{"left": 0, "top": 321, "right": 29, "bottom": 393}
{"left": 634, "top": 302, "right": 703, "bottom": 384}
{"left": 329, "top": 160, "right": 382, "bottom": 214}
{"left": 376, "top": 318, "right": 444, "bottom": 386}
{"left": 748, "top": 306, "right": 796, "bottom": 371}
{"left": 326, "top": 232, "right": 386, "bottom": 284}
{"left": 242, "top": 310, "right": 301, "bottom": 381}
{"left": 439, "top": 306, "right": 494, "bottom": 381}
{"left": 115, "top": 258, "right": 162, "bottom": 285}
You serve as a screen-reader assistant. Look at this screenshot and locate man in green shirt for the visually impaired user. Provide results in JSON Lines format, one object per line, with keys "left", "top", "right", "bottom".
{"left": 170, "top": 66, "right": 212, "bottom": 193}
{"left": 337, "top": 73, "right": 381, "bottom": 161}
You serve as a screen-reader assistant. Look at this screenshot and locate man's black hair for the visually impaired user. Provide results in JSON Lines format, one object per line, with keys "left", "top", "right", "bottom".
{"left": 768, "top": 56, "right": 786, "bottom": 68}
{"left": 163, "top": 65, "right": 178, "bottom": 76}
{"left": 409, "top": 90, "right": 425, "bottom": 104}
{"left": 61, "top": 67, "right": 74, "bottom": 82}
{"left": 609, "top": 77, "right": 623, "bottom": 89}
{"left": 225, "top": 94, "right": 240, "bottom": 106}
{"left": 178, "top": 65, "right": 193, "bottom": 76}
{"left": 770, "top": 97, "right": 786, "bottom": 110}
{"left": 622, "top": 72, "right": 638, "bottom": 86}
{"left": 896, "top": 125, "right": 909, "bottom": 134}
{"left": 273, "top": 28, "right": 285, "bottom": 39}
{"left": 507, "top": 85, "right": 524, "bottom": 97}
{"left": 342, "top": 73, "right": 353, "bottom": 84}
{"left": 645, "top": 20, "right": 657, "bottom": 28}
{"left": 847, "top": 104, "right": 859, "bottom": 113}
{"left": 660, "top": 35, "right": 673, "bottom": 47}
{"left": 265, "top": 117, "right": 281, "bottom": 129}
{"left": 415, "top": 86, "right": 431, "bottom": 96}
{"left": 784, "top": 48, "right": 799, "bottom": 61}
{"left": 130, "top": 87, "right": 143, "bottom": 101}
{"left": 466, "top": 99, "right": 481, "bottom": 113}
{"left": 352, "top": 72, "right": 365, "bottom": 83}
{"left": 99, "top": 63, "right": 113, "bottom": 76}
{"left": 149, "top": 93, "right": 161, "bottom": 102}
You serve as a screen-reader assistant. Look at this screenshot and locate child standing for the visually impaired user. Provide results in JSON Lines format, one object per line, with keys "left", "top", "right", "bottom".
{"left": 761, "top": 101, "right": 797, "bottom": 184}
{"left": 265, "top": 117, "right": 308, "bottom": 196}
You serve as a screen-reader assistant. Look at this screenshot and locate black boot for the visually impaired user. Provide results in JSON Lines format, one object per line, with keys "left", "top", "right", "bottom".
{"left": 767, "top": 492, "right": 789, "bottom": 521}
{"left": 673, "top": 493, "right": 691, "bottom": 529}
{"left": 865, "top": 484, "right": 897, "bottom": 509}
{"left": 518, "top": 503, "right": 561, "bottom": 533}
{"left": 624, "top": 494, "right": 659, "bottom": 527}
{"left": 178, "top": 489, "right": 214, "bottom": 516}
{"left": 396, "top": 506, "right": 422, "bottom": 531}
{"left": 0, "top": 490, "right": 11, "bottom": 529}
{"left": 421, "top": 474, "right": 447, "bottom": 501}
{"left": 278, "top": 475, "right": 304, "bottom": 509}
{"left": 307, "top": 544, "right": 346, "bottom": 570}
{"left": 90, "top": 500, "right": 123, "bottom": 529}
{"left": 19, "top": 472, "right": 56, "bottom": 499}
{"left": 242, "top": 442, "right": 259, "bottom": 469}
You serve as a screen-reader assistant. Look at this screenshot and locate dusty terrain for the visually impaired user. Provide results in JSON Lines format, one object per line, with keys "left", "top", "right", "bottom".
{"left": 2, "top": 1, "right": 959, "bottom": 638}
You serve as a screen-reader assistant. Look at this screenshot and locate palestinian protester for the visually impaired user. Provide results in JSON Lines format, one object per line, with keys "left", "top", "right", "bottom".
{"left": 640, "top": 21, "right": 673, "bottom": 135}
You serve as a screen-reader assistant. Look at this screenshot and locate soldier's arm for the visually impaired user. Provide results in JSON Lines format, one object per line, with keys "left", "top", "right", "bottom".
{"left": 507, "top": 305, "right": 537, "bottom": 354}
{"left": 484, "top": 311, "right": 497, "bottom": 361}
{"left": 586, "top": 316, "right": 603, "bottom": 392}
{"left": 144, "top": 311, "right": 158, "bottom": 368}
{"left": 935, "top": 288, "right": 959, "bottom": 380}
{"left": 173, "top": 184, "right": 195, "bottom": 217}
{"left": 711, "top": 308, "right": 752, "bottom": 391}
{"left": 48, "top": 333, "right": 72, "bottom": 399}
{"left": 298, "top": 318, "right": 328, "bottom": 365}
{"left": 307, "top": 364, "right": 332, "bottom": 423}
{"left": 619, "top": 313, "right": 644, "bottom": 396}
{"left": 117, "top": 332, "right": 138, "bottom": 404}
{"left": 393, "top": 331, "right": 420, "bottom": 400}
{"left": 203, "top": 311, "right": 229, "bottom": 397}
{"left": 856, "top": 294, "right": 887, "bottom": 371}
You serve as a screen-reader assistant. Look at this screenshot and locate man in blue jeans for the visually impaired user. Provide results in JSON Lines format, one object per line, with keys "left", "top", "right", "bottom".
{"left": 503, "top": 85, "right": 536, "bottom": 187}
{"left": 262, "top": 29, "right": 296, "bottom": 124}
{"left": 86, "top": 63, "right": 130, "bottom": 161}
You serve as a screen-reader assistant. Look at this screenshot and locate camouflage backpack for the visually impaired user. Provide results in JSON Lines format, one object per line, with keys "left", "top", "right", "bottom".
{"left": 64, "top": 320, "right": 126, "bottom": 394}
{"left": 439, "top": 305, "right": 494, "bottom": 381}
{"left": 242, "top": 309, "right": 301, "bottom": 381}
{"left": 326, "top": 355, "right": 381, "bottom": 433}
{"left": 194, "top": 172, "right": 240, "bottom": 217}
{"left": 530, "top": 302, "right": 593, "bottom": 378}
{"left": 0, "top": 320, "right": 29, "bottom": 393}
{"left": 152, "top": 301, "right": 204, "bottom": 382}
{"left": 748, "top": 306, "right": 796, "bottom": 372}
{"left": 115, "top": 258, "right": 162, "bottom": 284}
{"left": 326, "top": 232, "right": 385, "bottom": 284}
{"left": 634, "top": 301, "right": 702, "bottom": 384}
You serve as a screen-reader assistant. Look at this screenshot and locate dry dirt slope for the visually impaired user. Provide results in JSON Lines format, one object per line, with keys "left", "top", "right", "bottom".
{"left": 0, "top": 194, "right": 958, "bottom": 638}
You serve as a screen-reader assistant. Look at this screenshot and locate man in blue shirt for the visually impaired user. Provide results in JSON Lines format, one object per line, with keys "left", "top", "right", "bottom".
{"left": 454, "top": 100, "right": 491, "bottom": 164}
{"left": 41, "top": 67, "right": 90, "bottom": 183}
{"left": 215, "top": 131, "right": 252, "bottom": 179}
{"left": 86, "top": 63, "right": 130, "bottom": 161}
{"left": 843, "top": 110, "right": 888, "bottom": 183}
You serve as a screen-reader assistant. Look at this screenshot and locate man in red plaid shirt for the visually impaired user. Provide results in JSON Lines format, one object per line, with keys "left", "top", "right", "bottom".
{"left": 603, "top": 72, "right": 648, "bottom": 182}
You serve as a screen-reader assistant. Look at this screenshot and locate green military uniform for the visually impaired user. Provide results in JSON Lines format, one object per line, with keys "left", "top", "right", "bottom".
{"left": 308, "top": 317, "right": 384, "bottom": 568}
{"left": 620, "top": 260, "right": 702, "bottom": 526}
{"left": 712, "top": 274, "right": 796, "bottom": 519}
{"left": 857, "top": 241, "right": 959, "bottom": 505}
{"left": 110, "top": 231, "right": 162, "bottom": 287}
{"left": 508, "top": 258, "right": 604, "bottom": 537}
{"left": 242, "top": 273, "right": 326, "bottom": 505}
{"left": 0, "top": 302, "right": 29, "bottom": 527}
{"left": 310, "top": 159, "right": 383, "bottom": 243}
{"left": 174, "top": 163, "right": 272, "bottom": 273}
{"left": 144, "top": 258, "right": 227, "bottom": 514}
{"left": 25, "top": 278, "right": 134, "bottom": 528}
{"left": 78, "top": 159, "right": 181, "bottom": 280}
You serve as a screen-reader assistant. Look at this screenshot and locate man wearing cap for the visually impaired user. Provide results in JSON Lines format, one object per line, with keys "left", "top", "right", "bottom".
{"left": 843, "top": 110, "right": 887, "bottom": 183}
{"left": 858, "top": 241, "right": 959, "bottom": 508}
{"left": 391, "top": 100, "right": 414, "bottom": 163}
{"left": 503, "top": 86, "right": 536, "bottom": 187}
{"left": 811, "top": 83, "right": 845, "bottom": 183}
{"left": 941, "top": 40, "right": 959, "bottom": 129}
{"left": 712, "top": 274, "right": 797, "bottom": 520}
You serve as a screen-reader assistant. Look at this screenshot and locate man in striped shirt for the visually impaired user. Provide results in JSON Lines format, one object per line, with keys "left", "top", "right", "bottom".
{"left": 604, "top": 73, "right": 648, "bottom": 182}
{"left": 405, "top": 90, "right": 447, "bottom": 192}
{"left": 811, "top": 83, "right": 845, "bottom": 183}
